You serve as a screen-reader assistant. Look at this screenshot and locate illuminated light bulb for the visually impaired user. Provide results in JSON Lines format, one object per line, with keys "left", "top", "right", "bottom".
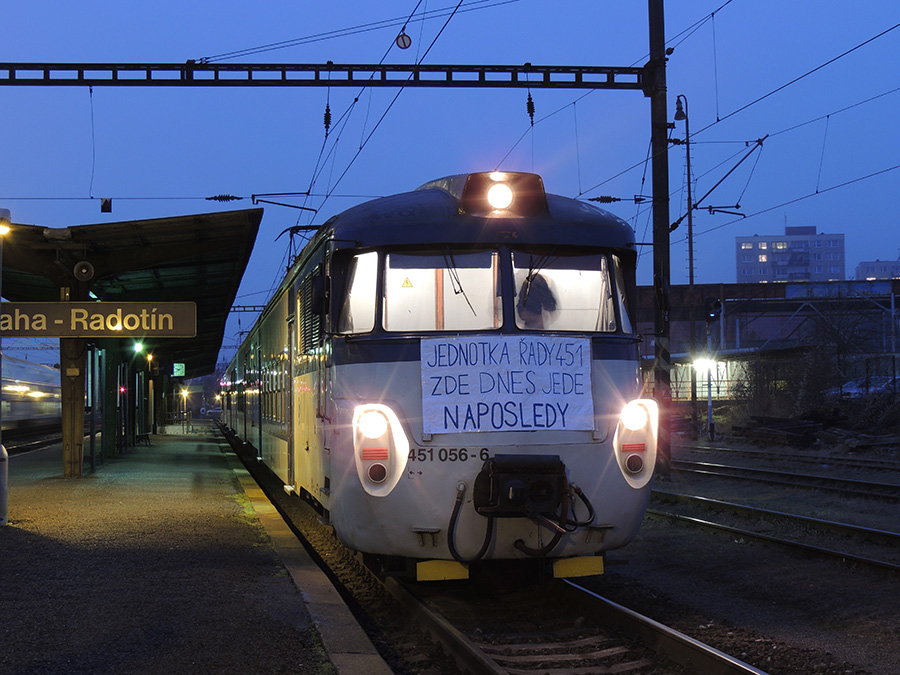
{"left": 621, "top": 401, "right": 649, "bottom": 431}
{"left": 358, "top": 410, "right": 389, "bottom": 439}
{"left": 487, "top": 182, "right": 514, "bottom": 210}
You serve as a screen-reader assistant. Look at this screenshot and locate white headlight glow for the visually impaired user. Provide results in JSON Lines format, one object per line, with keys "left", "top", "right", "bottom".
{"left": 487, "top": 182, "right": 514, "bottom": 210}
{"left": 621, "top": 400, "right": 649, "bottom": 431}
{"left": 358, "top": 410, "right": 389, "bottom": 439}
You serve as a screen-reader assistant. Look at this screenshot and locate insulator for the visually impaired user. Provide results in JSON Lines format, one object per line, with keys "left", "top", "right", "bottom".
{"left": 206, "top": 194, "right": 241, "bottom": 202}
{"left": 324, "top": 104, "right": 332, "bottom": 135}
{"left": 588, "top": 196, "right": 621, "bottom": 203}
{"left": 526, "top": 92, "right": 535, "bottom": 126}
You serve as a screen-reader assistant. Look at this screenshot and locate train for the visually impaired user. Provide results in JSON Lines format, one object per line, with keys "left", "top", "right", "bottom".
{"left": 1, "top": 355, "right": 62, "bottom": 434}
{"left": 220, "top": 171, "right": 658, "bottom": 581}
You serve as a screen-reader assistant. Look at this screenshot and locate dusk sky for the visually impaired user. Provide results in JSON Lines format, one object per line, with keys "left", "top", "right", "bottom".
{"left": 2, "top": 1, "right": 898, "bottom": 364}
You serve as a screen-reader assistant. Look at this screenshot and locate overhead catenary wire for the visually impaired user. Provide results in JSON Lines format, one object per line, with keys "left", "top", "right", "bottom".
{"left": 493, "top": 0, "right": 737, "bottom": 177}
{"left": 7, "top": 6, "right": 894, "bottom": 238}
{"left": 310, "top": 0, "right": 467, "bottom": 215}
{"left": 6, "top": 83, "right": 893, "bottom": 215}
{"left": 691, "top": 20, "right": 900, "bottom": 138}
{"left": 61, "top": 3, "right": 887, "bottom": 218}
{"left": 587, "top": 81, "right": 900, "bottom": 212}
{"left": 88, "top": 86, "right": 96, "bottom": 198}
{"left": 297, "top": 1, "right": 450, "bottom": 221}
{"left": 580, "top": 19, "right": 900, "bottom": 199}
{"left": 677, "top": 163, "right": 900, "bottom": 246}
{"left": 0, "top": 192, "right": 383, "bottom": 202}
{"left": 195, "top": 0, "right": 520, "bottom": 63}
{"left": 573, "top": 102, "right": 583, "bottom": 195}
{"left": 711, "top": 10, "right": 721, "bottom": 121}
{"left": 255, "top": 0, "right": 470, "bottom": 303}
{"left": 816, "top": 115, "right": 830, "bottom": 194}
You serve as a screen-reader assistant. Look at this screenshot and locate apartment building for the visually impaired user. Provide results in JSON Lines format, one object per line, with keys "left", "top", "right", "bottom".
{"left": 735, "top": 226, "right": 845, "bottom": 282}
{"left": 855, "top": 258, "right": 900, "bottom": 280}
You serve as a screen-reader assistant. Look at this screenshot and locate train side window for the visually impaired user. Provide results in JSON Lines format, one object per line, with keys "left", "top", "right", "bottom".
{"left": 337, "top": 251, "right": 378, "bottom": 334}
{"left": 612, "top": 255, "right": 634, "bottom": 333}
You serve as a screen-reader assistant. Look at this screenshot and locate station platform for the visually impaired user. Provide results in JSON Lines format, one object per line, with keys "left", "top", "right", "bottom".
{"left": 0, "top": 427, "right": 392, "bottom": 675}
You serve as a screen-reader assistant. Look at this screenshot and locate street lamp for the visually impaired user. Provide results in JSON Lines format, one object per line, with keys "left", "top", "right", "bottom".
{"left": 1, "top": 208, "right": 11, "bottom": 526}
{"left": 674, "top": 95, "right": 698, "bottom": 436}
{"left": 674, "top": 95, "right": 693, "bottom": 284}
{"left": 694, "top": 354, "right": 716, "bottom": 441}
{"left": 181, "top": 388, "right": 188, "bottom": 432}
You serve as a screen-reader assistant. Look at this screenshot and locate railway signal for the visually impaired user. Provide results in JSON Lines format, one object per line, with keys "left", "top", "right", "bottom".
{"left": 705, "top": 297, "right": 722, "bottom": 322}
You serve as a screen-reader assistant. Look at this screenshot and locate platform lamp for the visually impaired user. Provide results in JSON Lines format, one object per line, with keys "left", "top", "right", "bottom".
{"left": 674, "top": 95, "right": 699, "bottom": 437}
{"left": 1, "top": 208, "right": 11, "bottom": 526}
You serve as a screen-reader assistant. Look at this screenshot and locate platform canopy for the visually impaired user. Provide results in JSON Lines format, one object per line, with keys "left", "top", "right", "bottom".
{"left": 2, "top": 208, "right": 263, "bottom": 378}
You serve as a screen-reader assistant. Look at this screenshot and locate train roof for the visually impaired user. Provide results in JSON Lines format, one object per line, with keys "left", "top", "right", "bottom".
{"left": 2, "top": 355, "right": 60, "bottom": 386}
{"left": 318, "top": 172, "right": 636, "bottom": 252}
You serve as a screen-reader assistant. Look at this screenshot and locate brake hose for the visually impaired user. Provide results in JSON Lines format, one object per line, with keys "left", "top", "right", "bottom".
{"left": 514, "top": 486, "right": 569, "bottom": 557}
{"left": 447, "top": 481, "right": 494, "bottom": 563}
{"left": 564, "top": 484, "right": 596, "bottom": 530}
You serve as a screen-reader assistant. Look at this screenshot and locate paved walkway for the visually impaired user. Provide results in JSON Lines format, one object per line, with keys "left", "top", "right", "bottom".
{"left": 0, "top": 429, "right": 391, "bottom": 675}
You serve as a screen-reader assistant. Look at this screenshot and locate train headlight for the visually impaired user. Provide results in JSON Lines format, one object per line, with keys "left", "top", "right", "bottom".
{"left": 487, "top": 181, "right": 514, "bottom": 210}
{"left": 458, "top": 171, "right": 548, "bottom": 217}
{"left": 620, "top": 400, "right": 650, "bottom": 431}
{"left": 352, "top": 404, "right": 410, "bottom": 497}
{"left": 357, "top": 409, "right": 389, "bottom": 439}
{"left": 613, "top": 399, "right": 658, "bottom": 488}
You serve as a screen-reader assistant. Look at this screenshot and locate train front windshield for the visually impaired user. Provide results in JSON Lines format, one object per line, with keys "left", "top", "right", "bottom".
{"left": 337, "top": 247, "right": 633, "bottom": 334}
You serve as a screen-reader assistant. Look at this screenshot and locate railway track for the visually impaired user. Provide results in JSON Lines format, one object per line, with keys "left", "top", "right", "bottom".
{"left": 3, "top": 430, "right": 64, "bottom": 454}
{"left": 388, "top": 575, "right": 769, "bottom": 675}
{"left": 649, "top": 490, "right": 900, "bottom": 574}
{"left": 3, "top": 424, "right": 100, "bottom": 456}
{"left": 671, "top": 458, "right": 900, "bottom": 500}
{"left": 680, "top": 442, "right": 900, "bottom": 474}
{"left": 227, "top": 435, "right": 773, "bottom": 674}
{"left": 661, "top": 443, "right": 900, "bottom": 574}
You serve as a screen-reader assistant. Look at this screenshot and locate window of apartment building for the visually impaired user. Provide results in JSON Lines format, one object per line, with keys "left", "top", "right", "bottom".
{"left": 741, "top": 242, "right": 753, "bottom": 250}
{"left": 813, "top": 240, "right": 822, "bottom": 248}
{"left": 758, "top": 242, "right": 768, "bottom": 250}
{"left": 814, "top": 266, "right": 823, "bottom": 274}
{"left": 827, "top": 239, "right": 840, "bottom": 247}
{"left": 814, "top": 253, "right": 823, "bottom": 261}
{"left": 741, "top": 268, "right": 754, "bottom": 276}
{"left": 758, "top": 254, "right": 767, "bottom": 263}
{"left": 829, "top": 266, "right": 841, "bottom": 274}
{"left": 741, "top": 253, "right": 752, "bottom": 262}
{"left": 774, "top": 241, "right": 787, "bottom": 250}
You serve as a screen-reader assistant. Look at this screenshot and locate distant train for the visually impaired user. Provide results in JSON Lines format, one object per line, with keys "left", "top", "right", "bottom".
{"left": 2, "top": 356, "right": 62, "bottom": 434}
{"left": 221, "top": 171, "right": 658, "bottom": 581}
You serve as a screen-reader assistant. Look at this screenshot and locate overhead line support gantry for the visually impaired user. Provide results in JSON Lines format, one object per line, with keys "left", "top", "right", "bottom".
{"left": 0, "top": 61, "right": 647, "bottom": 91}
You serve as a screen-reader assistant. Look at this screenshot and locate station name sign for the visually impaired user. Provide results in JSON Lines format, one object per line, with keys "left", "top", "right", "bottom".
{"left": 0, "top": 302, "right": 197, "bottom": 338}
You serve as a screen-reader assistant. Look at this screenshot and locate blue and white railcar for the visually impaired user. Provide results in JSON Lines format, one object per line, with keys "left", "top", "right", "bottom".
{"left": 222, "top": 172, "right": 657, "bottom": 580}
{"left": 1, "top": 356, "right": 62, "bottom": 432}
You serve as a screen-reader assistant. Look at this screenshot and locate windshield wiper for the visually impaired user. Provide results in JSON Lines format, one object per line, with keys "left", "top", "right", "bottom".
{"left": 442, "top": 246, "right": 477, "bottom": 317}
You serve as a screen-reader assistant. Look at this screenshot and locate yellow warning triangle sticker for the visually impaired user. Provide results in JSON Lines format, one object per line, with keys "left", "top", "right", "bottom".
{"left": 402, "top": 277, "right": 413, "bottom": 288}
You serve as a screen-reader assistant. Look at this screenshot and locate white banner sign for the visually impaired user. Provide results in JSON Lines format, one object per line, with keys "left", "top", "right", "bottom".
{"left": 421, "top": 335, "right": 593, "bottom": 434}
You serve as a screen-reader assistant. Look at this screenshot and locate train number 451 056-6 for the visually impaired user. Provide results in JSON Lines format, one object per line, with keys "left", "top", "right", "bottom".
{"left": 408, "top": 447, "right": 490, "bottom": 462}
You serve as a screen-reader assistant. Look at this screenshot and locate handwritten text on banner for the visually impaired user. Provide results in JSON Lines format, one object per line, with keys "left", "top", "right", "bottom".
{"left": 421, "top": 335, "right": 594, "bottom": 434}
